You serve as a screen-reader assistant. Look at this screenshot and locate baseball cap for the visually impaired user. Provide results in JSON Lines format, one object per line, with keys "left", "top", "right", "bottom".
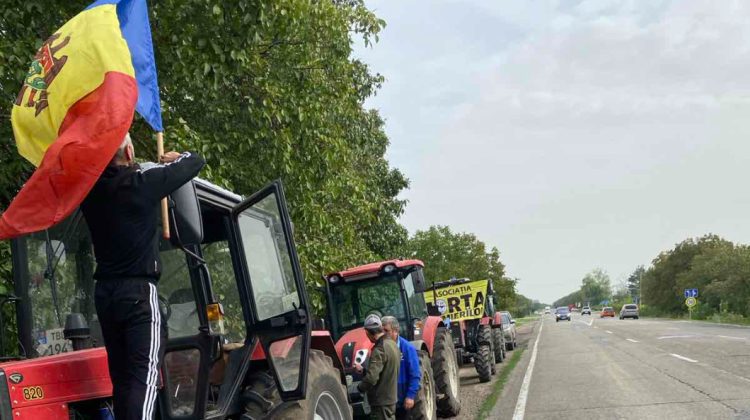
{"left": 364, "top": 314, "right": 382, "bottom": 330}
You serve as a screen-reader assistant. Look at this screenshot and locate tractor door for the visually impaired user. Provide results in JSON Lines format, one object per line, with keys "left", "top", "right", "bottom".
{"left": 229, "top": 181, "right": 311, "bottom": 400}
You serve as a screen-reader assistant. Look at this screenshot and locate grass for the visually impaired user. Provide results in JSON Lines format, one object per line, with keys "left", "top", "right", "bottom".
{"left": 475, "top": 347, "right": 526, "bottom": 420}
{"left": 514, "top": 315, "right": 540, "bottom": 327}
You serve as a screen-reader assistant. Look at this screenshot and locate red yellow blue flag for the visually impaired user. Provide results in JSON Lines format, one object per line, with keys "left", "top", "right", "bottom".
{"left": 1, "top": 0, "right": 161, "bottom": 239}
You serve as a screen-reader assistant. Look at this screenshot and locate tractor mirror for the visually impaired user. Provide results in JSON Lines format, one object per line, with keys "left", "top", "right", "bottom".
{"left": 412, "top": 269, "right": 427, "bottom": 293}
{"left": 169, "top": 180, "right": 203, "bottom": 246}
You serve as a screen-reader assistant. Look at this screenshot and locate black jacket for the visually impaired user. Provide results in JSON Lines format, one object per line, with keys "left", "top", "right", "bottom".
{"left": 81, "top": 152, "right": 205, "bottom": 281}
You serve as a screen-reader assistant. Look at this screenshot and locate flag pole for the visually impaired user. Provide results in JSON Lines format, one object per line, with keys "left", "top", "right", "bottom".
{"left": 157, "top": 131, "right": 170, "bottom": 239}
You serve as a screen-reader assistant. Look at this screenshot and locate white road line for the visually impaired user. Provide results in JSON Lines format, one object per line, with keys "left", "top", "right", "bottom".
{"left": 658, "top": 335, "right": 695, "bottom": 340}
{"left": 670, "top": 353, "right": 698, "bottom": 363}
{"left": 605, "top": 330, "right": 613, "bottom": 334}
{"left": 718, "top": 335, "right": 746, "bottom": 340}
{"left": 512, "top": 320, "right": 543, "bottom": 420}
{"left": 626, "top": 338, "right": 639, "bottom": 343}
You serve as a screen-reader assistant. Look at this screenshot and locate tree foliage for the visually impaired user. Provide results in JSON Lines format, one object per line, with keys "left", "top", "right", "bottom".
{"left": 641, "top": 234, "right": 731, "bottom": 315}
{"left": 0, "top": 0, "right": 409, "bottom": 313}
{"left": 554, "top": 268, "right": 612, "bottom": 308}
{"left": 402, "top": 225, "right": 518, "bottom": 311}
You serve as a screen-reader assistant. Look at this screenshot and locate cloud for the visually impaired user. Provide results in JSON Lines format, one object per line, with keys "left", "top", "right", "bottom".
{"left": 357, "top": 0, "right": 750, "bottom": 303}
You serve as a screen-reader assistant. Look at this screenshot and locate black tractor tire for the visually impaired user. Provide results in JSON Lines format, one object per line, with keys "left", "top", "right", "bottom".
{"left": 432, "top": 329, "right": 461, "bottom": 417}
{"left": 411, "top": 350, "right": 438, "bottom": 420}
{"left": 241, "top": 349, "right": 351, "bottom": 420}
{"left": 492, "top": 328, "right": 505, "bottom": 363}
{"left": 475, "top": 325, "right": 494, "bottom": 383}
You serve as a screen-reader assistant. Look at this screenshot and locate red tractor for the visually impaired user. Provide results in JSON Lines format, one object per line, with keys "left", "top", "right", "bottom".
{"left": 322, "top": 260, "right": 461, "bottom": 418}
{"left": 425, "top": 278, "right": 507, "bottom": 384}
{"left": 0, "top": 179, "right": 350, "bottom": 419}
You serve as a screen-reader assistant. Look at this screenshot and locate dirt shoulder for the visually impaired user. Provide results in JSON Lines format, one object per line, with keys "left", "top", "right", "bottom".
{"left": 441, "top": 323, "right": 537, "bottom": 420}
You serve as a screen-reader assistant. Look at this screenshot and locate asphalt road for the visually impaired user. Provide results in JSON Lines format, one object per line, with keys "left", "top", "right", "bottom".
{"left": 492, "top": 314, "right": 750, "bottom": 420}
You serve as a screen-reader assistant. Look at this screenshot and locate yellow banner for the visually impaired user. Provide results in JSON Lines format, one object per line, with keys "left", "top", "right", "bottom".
{"left": 425, "top": 279, "right": 488, "bottom": 322}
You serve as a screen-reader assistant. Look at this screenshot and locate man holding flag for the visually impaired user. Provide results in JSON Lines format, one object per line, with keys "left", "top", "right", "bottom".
{"left": 83, "top": 132, "right": 203, "bottom": 419}
{"left": 0, "top": 0, "right": 200, "bottom": 417}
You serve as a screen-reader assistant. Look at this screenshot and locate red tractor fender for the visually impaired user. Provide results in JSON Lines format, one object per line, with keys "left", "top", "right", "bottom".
{"left": 421, "top": 315, "right": 446, "bottom": 356}
{"left": 479, "top": 316, "right": 492, "bottom": 326}
{"left": 492, "top": 312, "right": 503, "bottom": 328}
{"left": 0, "top": 347, "right": 112, "bottom": 417}
{"left": 310, "top": 330, "right": 346, "bottom": 382}
{"left": 334, "top": 327, "right": 374, "bottom": 372}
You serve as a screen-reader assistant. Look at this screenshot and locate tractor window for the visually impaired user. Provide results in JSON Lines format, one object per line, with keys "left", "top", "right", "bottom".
{"left": 202, "top": 240, "right": 245, "bottom": 343}
{"left": 158, "top": 245, "right": 198, "bottom": 339}
{"left": 236, "top": 194, "right": 299, "bottom": 321}
{"left": 403, "top": 273, "right": 427, "bottom": 321}
{"left": 22, "top": 214, "right": 97, "bottom": 357}
{"left": 331, "top": 277, "right": 406, "bottom": 337}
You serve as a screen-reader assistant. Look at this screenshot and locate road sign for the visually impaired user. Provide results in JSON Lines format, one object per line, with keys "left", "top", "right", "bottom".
{"left": 685, "top": 297, "right": 697, "bottom": 308}
{"left": 684, "top": 288, "right": 698, "bottom": 298}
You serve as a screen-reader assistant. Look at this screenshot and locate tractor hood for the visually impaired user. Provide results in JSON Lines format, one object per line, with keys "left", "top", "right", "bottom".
{"left": 0, "top": 348, "right": 111, "bottom": 418}
{"left": 334, "top": 327, "right": 374, "bottom": 372}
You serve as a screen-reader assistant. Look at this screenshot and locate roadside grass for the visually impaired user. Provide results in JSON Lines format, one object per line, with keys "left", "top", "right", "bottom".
{"left": 514, "top": 316, "right": 539, "bottom": 327}
{"left": 475, "top": 348, "right": 525, "bottom": 420}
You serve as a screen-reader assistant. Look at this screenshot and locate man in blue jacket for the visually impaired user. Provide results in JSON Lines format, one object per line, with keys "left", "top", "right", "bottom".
{"left": 382, "top": 316, "right": 422, "bottom": 419}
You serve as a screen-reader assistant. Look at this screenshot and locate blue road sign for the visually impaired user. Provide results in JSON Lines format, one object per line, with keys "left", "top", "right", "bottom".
{"left": 684, "top": 288, "right": 698, "bottom": 298}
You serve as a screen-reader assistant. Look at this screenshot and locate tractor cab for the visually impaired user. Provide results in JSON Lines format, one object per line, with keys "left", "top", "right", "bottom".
{"left": 323, "top": 260, "right": 428, "bottom": 343}
{"left": 323, "top": 259, "right": 461, "bottom": 418}
{"left": 1, "top": 179, "right": 321, "bottom": 419}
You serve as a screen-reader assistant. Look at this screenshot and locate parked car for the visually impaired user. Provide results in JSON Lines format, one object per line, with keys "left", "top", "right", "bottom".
{"left": 581, "top": 306, "right": 591, "bottom": 315}
{"left": 500, "top": 311, "right": 517, "bottom": 350}
{"left": 555, "top": 307, "right": 571, "bottom": 322}
{"left": 620, "top": 304, "right": 639, "bottom": 319}
{"left": 600, "top": 307, "right": 615, "bottom": 317}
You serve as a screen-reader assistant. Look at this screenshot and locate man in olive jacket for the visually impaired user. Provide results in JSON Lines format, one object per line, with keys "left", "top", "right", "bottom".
{"left": 356, "top": 314, "right": 400, "bottom": 420}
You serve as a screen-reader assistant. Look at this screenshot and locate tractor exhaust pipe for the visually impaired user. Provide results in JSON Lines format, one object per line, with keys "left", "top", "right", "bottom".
{"left": 64, "top": 313, "right": 93, "bottom": 351}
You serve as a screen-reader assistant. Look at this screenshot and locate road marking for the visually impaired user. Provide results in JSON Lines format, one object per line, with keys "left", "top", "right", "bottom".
{"left": 718, "top": 335, "right": 746, "bottom": 340}
{"left": 512, "top": 319, "right": 543, "bottom": 420}
{"left": 626, "top": 338, "right": 639, "bottom": 343}
{"left": 670, "top": 353, "right": 698, "bottom": 363}
{"left": 657, "top": 335, "right": 695, "bottom": 340}
{"left": 605, "top": 330, "right": 613, "bottom": 334}
{"left": 593, "top": 326, "right": 599, "bottom": 329}
{"left": 576, "top": 319, "right": 594, "bottom": 327}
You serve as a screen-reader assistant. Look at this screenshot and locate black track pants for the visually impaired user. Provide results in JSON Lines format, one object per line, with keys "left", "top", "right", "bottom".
{"left": 95, "top": 278, "right": 167, "bottom": 420}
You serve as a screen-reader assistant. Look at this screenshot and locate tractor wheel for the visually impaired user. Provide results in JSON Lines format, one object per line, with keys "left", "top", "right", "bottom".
{"left": 241, "top": 349, "right": 351, "bottom": 420}
{"left": 410, "top": 350, "right": 438, "bottom": 420}
{"left": 475, "top": 325, "right": 494, "bottom": 383}
{"left": 432, "top": 329, "right": 461, "bottom": 417}
{"left": 492, "top": 328, "right": 505, "bottom": 363}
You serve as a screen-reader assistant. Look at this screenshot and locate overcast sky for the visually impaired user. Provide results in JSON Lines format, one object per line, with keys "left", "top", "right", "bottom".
{"left": 354, "top": 0, "right": 750, "bottom": 304}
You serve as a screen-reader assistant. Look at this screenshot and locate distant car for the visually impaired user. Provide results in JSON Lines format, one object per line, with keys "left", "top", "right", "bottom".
{"left": 581, "top": 306, "right": 591, "bottom": 315}
{"left": 620, "top": 304, "right": 639, "bottom": 319}
{"left": 500, "top": 311, "right": 517, "bottom": 350}
{"left": 544, "top": 308, "right": 551, "bottom": 314}
{"left": 555, "top": 307, "right": 571, "bottom": 322}
{"left": 600, "top": 307, "right": 615, "bottom": 317}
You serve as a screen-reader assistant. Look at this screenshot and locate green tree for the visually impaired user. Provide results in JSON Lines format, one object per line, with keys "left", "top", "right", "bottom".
{"left": 1, "top": 1, "right": 408, "bottom": 315}
{"left": 642, "top": 235, "right": 731, "bottom": 315}
{"left": 580, "top": 268, "right": 611, "bottom": 305}
{"left": 627, "top": 265, "right": 645, "bottom": 304}
{"left": 403, "top": 225, "right": 516, "bottom": 308}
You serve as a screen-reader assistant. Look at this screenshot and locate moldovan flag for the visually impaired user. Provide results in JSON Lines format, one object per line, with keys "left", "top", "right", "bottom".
{"left": 0, "top": 0, "right": 162, "bottom": 239}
